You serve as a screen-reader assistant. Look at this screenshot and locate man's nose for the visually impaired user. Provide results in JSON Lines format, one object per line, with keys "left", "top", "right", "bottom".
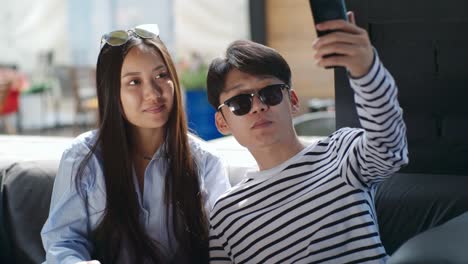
{"left": 250, "top": 94, "right": 267, "bottom": 114}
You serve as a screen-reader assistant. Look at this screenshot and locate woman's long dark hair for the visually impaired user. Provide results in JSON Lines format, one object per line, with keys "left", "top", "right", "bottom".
{"left": 75, "top": 36, "right": 208, "bottom": 263}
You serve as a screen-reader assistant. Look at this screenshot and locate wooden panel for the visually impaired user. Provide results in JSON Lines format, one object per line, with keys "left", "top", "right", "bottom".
{"left": 265, "top": 0, "right": 334, "bottom": 113}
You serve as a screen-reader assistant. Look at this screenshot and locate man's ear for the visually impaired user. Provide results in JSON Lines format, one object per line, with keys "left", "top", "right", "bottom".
{"left": 289, "top": 89, "right": 300, "bottom": 115}
{"left": 215, "top": 111, "right": 231, "bottom": 135}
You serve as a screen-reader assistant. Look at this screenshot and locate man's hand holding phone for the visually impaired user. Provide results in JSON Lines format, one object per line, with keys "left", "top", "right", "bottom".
{"left": 312, "top": 12, "right": 374, "bottom": 78}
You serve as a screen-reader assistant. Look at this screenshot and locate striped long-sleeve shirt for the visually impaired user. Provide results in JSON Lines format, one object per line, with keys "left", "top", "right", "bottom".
{"left": 209, "top": 53, "right": 409, "bottom": 264}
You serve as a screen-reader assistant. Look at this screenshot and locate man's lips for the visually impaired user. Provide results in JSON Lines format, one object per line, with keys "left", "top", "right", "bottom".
{"left": 251, "top": 119, "right": 272, "bottom": 129}
{"left": 143, "top": 105, "right": 165, "bottom": 113}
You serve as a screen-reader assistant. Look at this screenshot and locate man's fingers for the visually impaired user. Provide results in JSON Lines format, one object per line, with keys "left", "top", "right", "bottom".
{"left": 347, "top": 11, "right": 356, "bottom": 25}
{"left": 313, "top": 12, "right": 374, "bottom": 75}
{"left": 316, "top": 19, "right": 363, "bottom": 35}
{"left": 315, "top": 48, "right": 374, "bottom": 77}
{"left": 314, "top": 43, "right": 357, "bottom": 60}
{"left": 316, "top": 54, "right": 347, "bottom": 68}
{"left": 313, "top": 31, "right": 363, "bottom": 49}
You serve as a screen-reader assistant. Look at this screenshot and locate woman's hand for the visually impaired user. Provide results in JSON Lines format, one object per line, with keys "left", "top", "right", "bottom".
{"left": 312, "top": 11, "right": 374, "bottom": 78}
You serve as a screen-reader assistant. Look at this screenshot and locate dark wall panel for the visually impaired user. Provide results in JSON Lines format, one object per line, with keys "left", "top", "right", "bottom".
{"left": 249, "top": 0, "right": 266, "bottom": 44}
{"left": 335, "top": 0, "right": 468, "bottom": 174}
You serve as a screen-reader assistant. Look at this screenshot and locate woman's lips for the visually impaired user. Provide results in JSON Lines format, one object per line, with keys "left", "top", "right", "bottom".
{"left": 144, "top": 105, "right": 165, "bottom": 113}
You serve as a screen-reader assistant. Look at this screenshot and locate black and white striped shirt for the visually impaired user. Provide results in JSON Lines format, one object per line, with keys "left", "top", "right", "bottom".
{"left": 209, "top": 55, "right": 409, "bottom": 264}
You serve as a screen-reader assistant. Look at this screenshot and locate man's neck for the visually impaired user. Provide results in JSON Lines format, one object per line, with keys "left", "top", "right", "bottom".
{"left": 249, "top": 137, "right": 305, "bottom": 171}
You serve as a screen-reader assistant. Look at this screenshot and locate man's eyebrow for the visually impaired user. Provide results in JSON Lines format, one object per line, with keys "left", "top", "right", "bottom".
{"left": 224, "top": 76, "right": 275, "bottom": 92}
{"left": 224, "top": 83, "right": 244, "bottom": 93}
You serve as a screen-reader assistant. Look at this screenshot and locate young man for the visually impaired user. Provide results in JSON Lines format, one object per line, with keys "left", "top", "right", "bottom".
{"left": 206, "top": 12, "right": 408, "bottom": 264}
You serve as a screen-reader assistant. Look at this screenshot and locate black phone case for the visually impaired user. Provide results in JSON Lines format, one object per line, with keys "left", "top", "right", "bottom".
{"left": 309, "top": 0, "right": 348, "bottom": 37}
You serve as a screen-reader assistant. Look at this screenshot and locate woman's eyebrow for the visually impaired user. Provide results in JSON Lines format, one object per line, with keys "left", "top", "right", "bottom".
{"left": 122, "top": 65, "right": 166, "bottom": 78}
{"left": 121, "top": 71, "right": 140, "bottom": 78}
{"left": 152, "top": 65, "right": 166, "bottom": 72}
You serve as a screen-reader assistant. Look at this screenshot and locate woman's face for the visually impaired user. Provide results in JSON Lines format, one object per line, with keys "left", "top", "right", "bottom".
{"left": 120, "top": 44, "right": 175, "bottom": 132}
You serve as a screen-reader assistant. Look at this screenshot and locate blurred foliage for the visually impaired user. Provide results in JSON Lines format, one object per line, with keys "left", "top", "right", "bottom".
{"left": 178, "top": 52, "right": 208, "bottom": 90}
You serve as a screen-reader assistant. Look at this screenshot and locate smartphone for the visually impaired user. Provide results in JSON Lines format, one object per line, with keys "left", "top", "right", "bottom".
{"left": 309, "top": 0, "right": 348, "bottom": 37}
{"left": 309, "top": 0, "right": 348, "bottom": 67}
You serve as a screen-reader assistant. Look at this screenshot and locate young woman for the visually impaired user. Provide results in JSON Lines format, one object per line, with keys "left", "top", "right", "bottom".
{"left": 41, "top": 24, "right": 230, "bottom": 264}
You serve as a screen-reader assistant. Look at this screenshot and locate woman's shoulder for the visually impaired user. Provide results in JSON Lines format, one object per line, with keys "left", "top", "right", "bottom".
{"left": 187, "top": 133, "right": 220, "bottom": 159}
{"left": 58, "top": 130, "right": 103, "bottom": 190}
{"left": 63, "top": 130, "right": 100, "bottom": 158}
{"left": 187, "top": 134, "right": 231, "bottom": 210}
{"left": 187, "top": 133, "right": 227, "bottom": 174}
{"left": 59, "top": 130, "right": 103, "bottom": 177}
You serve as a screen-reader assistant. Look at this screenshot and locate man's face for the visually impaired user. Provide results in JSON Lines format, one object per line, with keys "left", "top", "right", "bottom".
{"left": 215, "top": 68, "right": 299, "bottom": 150}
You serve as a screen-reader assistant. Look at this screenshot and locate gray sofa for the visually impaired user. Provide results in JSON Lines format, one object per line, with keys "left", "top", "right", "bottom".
{"left": 2, "top": 135, "right": 468, "bottom": 264}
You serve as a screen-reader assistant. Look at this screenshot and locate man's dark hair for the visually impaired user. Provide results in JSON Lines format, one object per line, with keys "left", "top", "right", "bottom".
{"left": 206, "top": 40, "right": 292, "bottom": 109}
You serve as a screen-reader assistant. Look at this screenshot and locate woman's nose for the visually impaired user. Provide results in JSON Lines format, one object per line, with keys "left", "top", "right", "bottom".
{"left": 144, "top": 81, "right": 163, "bottom": 100}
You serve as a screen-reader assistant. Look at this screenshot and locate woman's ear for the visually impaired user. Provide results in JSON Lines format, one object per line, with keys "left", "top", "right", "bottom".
{"left": 215, "top": 111, "right": 231, "bottom": 135}
{"left": 289, "top": 90, "right": 300, "bottom": 114}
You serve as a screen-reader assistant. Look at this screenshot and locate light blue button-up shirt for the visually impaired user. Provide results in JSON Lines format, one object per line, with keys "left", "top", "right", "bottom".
{"left": 41, "top": 130, "right": 230, "bottom": 264}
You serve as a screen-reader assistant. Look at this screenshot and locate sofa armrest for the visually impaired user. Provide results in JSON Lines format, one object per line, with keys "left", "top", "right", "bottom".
{"left": 1, "top": 160, "right": 58, "bottom": 264}
{"left": 0, "top": 162, "right": 15, "bottom": 264}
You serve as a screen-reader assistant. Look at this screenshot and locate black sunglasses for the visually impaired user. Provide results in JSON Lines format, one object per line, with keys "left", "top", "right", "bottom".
{"left": 100, "top": 24, "right": 160, "bottom": 48}
{"left": 217, "top": 84, "right": 289, "bottom": 116}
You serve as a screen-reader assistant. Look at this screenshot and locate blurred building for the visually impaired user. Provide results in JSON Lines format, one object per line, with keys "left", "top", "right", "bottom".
{"left": 1, "top": 0, "right": 331, "bottom": 134}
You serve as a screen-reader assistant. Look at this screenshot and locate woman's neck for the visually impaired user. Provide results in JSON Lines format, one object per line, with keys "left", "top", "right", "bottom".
{"left": 130, "top": 127, "right": 165, "bottom": 159}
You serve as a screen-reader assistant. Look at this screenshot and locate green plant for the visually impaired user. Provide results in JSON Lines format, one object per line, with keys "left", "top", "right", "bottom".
{"left": 178, "top": 52, "right": 208, "bottom": 91}
{"left": 179, "top": 63, "right": 208, "bottom": 90}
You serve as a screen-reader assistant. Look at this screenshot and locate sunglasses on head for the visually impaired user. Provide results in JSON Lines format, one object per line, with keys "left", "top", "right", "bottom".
{"left": 217, "top": 83, "right": 289, "bottom": 116}
{"left": 100, "top": 24, "right": 160, "bottom": 48}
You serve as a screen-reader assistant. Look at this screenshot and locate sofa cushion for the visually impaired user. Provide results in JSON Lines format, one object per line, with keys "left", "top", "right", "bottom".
{"left": 1, "top": 160, "right": 58, "bottom": 264}
{"left": 375, "top": 173, "right": 468, "bottom": 255}
{"left": 387, "top": 211, "right": 468, "bottom": 264}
